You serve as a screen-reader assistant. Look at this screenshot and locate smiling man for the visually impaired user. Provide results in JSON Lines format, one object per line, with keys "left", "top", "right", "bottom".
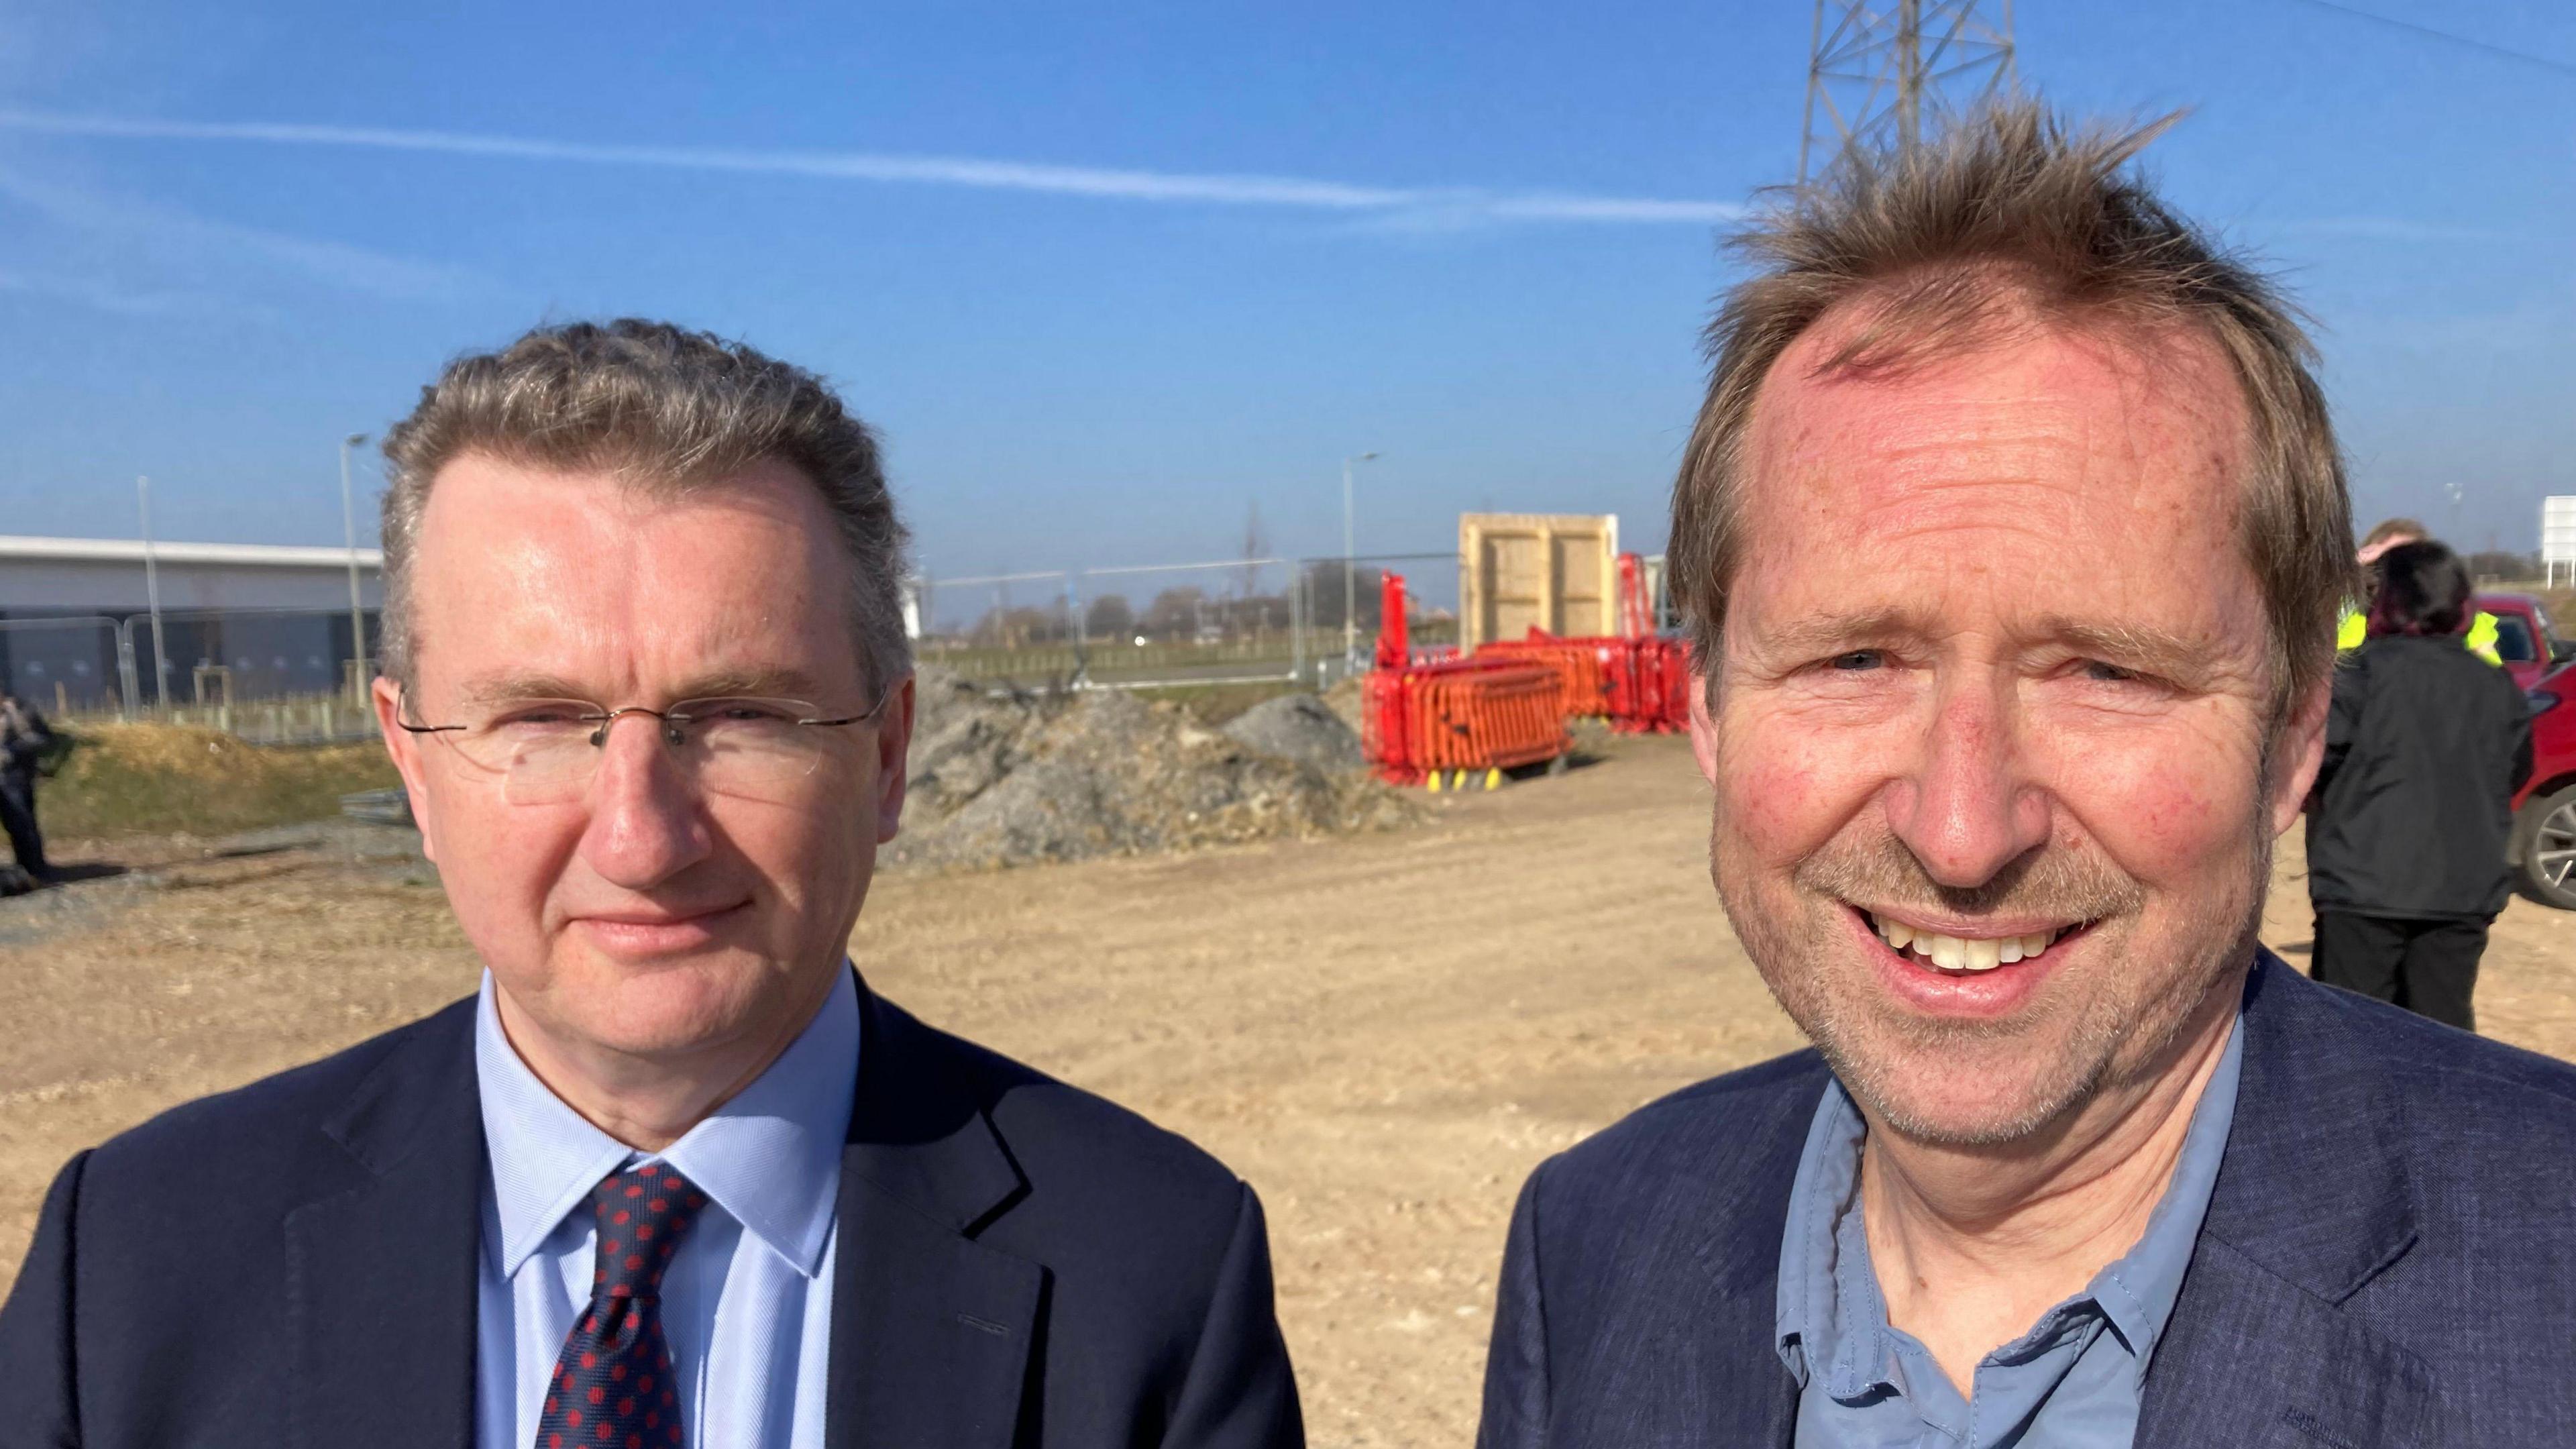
{"left": 1476, "top": 106, "right": 2576, "bottom": 1448}
{"left": 0, "top": 321, "right": 1301, "bottom": 1448}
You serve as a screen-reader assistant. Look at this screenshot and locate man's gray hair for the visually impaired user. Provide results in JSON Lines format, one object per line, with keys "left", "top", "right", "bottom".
{"left": 378, "top": 319, "right": 913, "bottom": 696}
{"left": 1671, "top": 101, "right": 2357, "bottom": 712}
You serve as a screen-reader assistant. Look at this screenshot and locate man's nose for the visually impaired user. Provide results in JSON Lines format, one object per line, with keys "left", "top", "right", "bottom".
{"left": 1886, "top": 676, "right": 2051, "bottom": 888}
{"left": 578, "top": 713, "right": 714, "bottom": 887}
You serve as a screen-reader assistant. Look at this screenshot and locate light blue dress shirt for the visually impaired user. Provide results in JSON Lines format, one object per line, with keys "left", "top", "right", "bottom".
{"left": 1774, "top": 1016, "right": 2243, "bottom": 1448}
{"left": 473, "top": 967, "right": 859, "bottom": 1449}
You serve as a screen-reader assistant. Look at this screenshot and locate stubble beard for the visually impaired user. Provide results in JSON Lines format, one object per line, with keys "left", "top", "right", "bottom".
{"left": 1711, "top": 811, "right": 2269, "bottom": 1148}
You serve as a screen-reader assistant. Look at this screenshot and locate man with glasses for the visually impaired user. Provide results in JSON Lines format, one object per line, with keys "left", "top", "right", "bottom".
{"left": 0, "top": 320, "right": 1303, "bottom": 1448}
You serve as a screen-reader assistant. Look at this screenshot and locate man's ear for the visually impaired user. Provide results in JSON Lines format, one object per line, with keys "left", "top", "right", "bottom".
{"left": 372, "top": 676, "right": 439, "bottom": 864}
{"left": 2265, "top": 677, "right": 2332, "bottom": 839}
{"left": 873, "top": 673, "right": 916, "bottom": 845}
{"left": 1686, "top": 670, "right": 1722, "bottom": 786}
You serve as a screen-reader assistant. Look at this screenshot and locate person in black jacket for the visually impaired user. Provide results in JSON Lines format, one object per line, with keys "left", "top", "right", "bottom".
{"left": 0, "top": 690, "right": 54, "bottom": 879}
{"left": 2307, "top": 539, "right": 2532, "bottom": 1029}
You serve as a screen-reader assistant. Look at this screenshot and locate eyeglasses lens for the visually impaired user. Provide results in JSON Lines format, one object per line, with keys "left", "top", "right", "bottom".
{"left": 439, "top": 699, "right": 842, "bottom": 806}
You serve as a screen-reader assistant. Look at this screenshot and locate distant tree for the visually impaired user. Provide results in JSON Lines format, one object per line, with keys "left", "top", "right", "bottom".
{"left": 2465, "top": 549, "right": 2540, "bottom": 582}
{"left": 969, "top": 604, "right": 1069, "bottom": 647}
{"left": 1240, "top": 500, "right": 1269, "bottom": 600}
{"left": 1142, "top": 586, "right": 1208, "bottom": 639}
{"left": 1301, "top": 561, "right": 1387, "bottom": 631}
{"left": 1085, "top": 593, "right": 1136, "bottom": 640}
{"left": 1232, "top": 592, "right": 1291, "bottom": 633}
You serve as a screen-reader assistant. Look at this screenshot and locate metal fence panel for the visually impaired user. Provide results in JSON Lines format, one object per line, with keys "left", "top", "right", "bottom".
{"left": 912, "top": 571, "right": 1087, "bottom": 686}
{"left": 0, "top": 607, "right": 384, "bottom": 741}
{"left": 1073, "top": 557, "right": 1301, "bottom": 688}
{"left": 140, "top": 606, "right": 368, "bottom": 706}
{"left": 0, "top": 616, "right": 129, "bottom": 714}
{"left": 1297, "top": 551, "right": 1464, "bottom": 674}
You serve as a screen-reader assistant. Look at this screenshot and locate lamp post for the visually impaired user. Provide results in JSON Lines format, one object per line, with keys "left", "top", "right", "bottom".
{"left": 339, "top": 433, "right": 371, "bottom": 706}
{"left": 1340, "top": 451, "right": 1379, "bottom": 665}
{"left": 137, "top": 476, "right": 168, "bottom": 709}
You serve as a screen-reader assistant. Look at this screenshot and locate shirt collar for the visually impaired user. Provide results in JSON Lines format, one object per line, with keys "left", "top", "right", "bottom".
{"left": 1774, "top": 1011, "right": 2247, "bottom": 1387}
{"left": 474, "top": 965, "right": 861, "bottom": 1281}
{"left": 2087, "top": 1010, "right": 2243, "bottom": 1361}
{"left": 1773, "top": 1077, "right": 1889, "bottom": 1399}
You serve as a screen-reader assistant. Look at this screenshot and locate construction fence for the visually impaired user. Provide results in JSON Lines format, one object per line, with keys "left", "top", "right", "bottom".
{"left": 0, "top": 607, "right": 382, "bottom": 744}
{"left": 0, "top": 546, "right": 1674, "bottom": 745}
{"left": 914, "top": 552, "right": 1465, "bottom": 692}
{"left": 1362, "top": 555, "right": 1692, "bottom": 788}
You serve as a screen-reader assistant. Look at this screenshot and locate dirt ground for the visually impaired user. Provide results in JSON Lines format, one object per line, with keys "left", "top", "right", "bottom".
{"left": 3, "top": 733, "right": 2573, "bottom": 1444}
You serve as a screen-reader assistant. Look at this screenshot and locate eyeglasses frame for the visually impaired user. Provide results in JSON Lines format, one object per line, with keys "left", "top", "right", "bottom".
{"left": 394, "top": 686, "right": 896, "bottom": 780}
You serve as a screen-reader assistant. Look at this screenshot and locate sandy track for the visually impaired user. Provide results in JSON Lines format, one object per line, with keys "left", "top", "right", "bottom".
{"left": 3, "top": 732, "right": 2572, "bottom": 1444}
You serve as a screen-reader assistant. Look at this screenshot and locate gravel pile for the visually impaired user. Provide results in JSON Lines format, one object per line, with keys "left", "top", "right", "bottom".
{"left": 890, "top": 669, "right": 1413, "bottom": 870}
{"left": 1220, "top": 693, "right": 1364, "bottom": 774}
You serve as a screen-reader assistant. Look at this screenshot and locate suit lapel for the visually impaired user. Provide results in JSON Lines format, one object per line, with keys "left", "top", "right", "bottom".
{"left": 825, "top": 980, "right": 1043, "bottom": 1449}
{"left": 2137, "top": 957, "right": 2431, "bottom": 1448}
{"left": 2139, "top": 1239, "right": 2436, "bottom": 1447}
{"left": 284, "top": 1002, "right": 484, "bottom": 1449}
{"left": 1695, "top": 1285, "right": 1799, "bottom": 1448}
{"left": 1684, "top": 1065, "right": 1817, "bottom": 1449}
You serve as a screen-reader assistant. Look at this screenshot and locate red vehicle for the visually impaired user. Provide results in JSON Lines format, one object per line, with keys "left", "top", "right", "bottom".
{"left": 2473, "top": 591, "right": 2569, "bottom": 692}
{"left": 2512, "top": 649, "right": 2576, "bottom": 910}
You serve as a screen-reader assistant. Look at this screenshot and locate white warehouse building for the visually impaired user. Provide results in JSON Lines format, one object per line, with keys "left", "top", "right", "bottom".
{"left": 0, "top": 535, "right": 382, "bottom": 712}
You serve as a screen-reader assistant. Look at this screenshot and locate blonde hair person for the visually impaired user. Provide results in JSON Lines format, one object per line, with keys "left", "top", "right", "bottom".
{"left": 2340, "top": 517, "right": 2504, "bottom": 663}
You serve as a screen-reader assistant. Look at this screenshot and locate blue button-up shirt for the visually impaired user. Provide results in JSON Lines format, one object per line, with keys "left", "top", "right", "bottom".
{"left": 1774, "top": 1017, "right": 2243, "bottom": 1448}
{"left": 473, "top": 967, "right": 859, "bottom": 1449}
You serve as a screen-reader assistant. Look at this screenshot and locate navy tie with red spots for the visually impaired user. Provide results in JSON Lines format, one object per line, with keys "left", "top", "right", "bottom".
{"left": 533, "top": 1163, "right": 707, "bottom": 1449}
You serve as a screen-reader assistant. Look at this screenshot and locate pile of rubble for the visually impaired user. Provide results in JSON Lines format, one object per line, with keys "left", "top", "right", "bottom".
{"left": 888, "top": 669, "right": 1415, "bottom": 871}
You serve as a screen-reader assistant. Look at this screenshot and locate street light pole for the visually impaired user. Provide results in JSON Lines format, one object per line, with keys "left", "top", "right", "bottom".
{"left": 137, "top": 476, "right": 169, "bottom": 710}
{"left": 339, "top": 433, "right": 372, "bottom": 706}
{"left": 1341, "top": 451, "right": 1379, "bottom": 665}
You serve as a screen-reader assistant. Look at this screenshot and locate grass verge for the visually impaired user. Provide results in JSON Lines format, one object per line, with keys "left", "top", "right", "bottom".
{"left": 1132, "top": 680, "right": 1309, "bottom": 726}
{"left": 40, "top": 724, "right": 401, "bottom": 842}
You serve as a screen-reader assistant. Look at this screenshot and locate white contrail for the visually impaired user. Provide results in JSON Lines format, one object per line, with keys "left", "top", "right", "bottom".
{"left": 0, "top": 109, "right": 1742, "bottom": 225}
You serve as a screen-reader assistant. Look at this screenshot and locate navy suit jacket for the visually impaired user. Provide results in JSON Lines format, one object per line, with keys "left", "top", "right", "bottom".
{"left": 0, "top": 974, "right": 1303, "bottom": 1449}
{"left": 1477, "top": 953, "right": 2576, "bottom": 1448}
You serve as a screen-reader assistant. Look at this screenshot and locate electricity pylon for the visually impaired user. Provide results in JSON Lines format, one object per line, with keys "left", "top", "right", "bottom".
{"left": 1800, "top": 0, "right": 2017, "bottom": 182}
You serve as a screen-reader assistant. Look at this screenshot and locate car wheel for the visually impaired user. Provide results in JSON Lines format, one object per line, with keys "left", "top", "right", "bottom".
{"left": 2515, "top": 783, "right": 2576, "bottom": 910}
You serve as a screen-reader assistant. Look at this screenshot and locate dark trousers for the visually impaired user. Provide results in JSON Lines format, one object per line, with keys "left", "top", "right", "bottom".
{"left": 2311, "top": 910, "right": 2488, "bottom": 1032}
{"left": 0, "top": 766, "right": 44, "bottom": 875}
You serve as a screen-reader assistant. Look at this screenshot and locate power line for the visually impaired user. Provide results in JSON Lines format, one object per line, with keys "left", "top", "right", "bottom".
{"left": 2282, "top": 0, "right": 2576, "bottom": 78}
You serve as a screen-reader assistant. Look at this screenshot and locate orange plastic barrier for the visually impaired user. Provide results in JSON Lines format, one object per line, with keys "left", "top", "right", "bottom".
{"left": 1473, "top": 635, "right": 1615, "bottom": 718}
{"left": 1620, "top": 635, "right": 1691, "bottom": 735}
{"left": 1362, "top": 657, "right": 1569, "bottom": 786}
{"left": 1472, "top": 629, "right": 1692, "bottom": 734}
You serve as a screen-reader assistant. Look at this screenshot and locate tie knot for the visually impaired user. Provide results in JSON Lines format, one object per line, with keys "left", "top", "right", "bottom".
{"left": 586, "top": 1163, "right": 706, "bottom": 1301}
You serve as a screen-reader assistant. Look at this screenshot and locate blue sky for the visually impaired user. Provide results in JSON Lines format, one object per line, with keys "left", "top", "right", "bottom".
{"left": 0, "top": 0, "right": 2569, "bottom": 586}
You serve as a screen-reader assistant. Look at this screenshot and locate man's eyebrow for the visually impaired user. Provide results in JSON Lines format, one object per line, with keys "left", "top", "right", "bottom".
{"left": 450, "top": 667, "right": 836, "bottom": 704}
{"left": 671, "top": 666, "right": 834, "bottom": 700}
{"left": 1737, "top": 612, "right": 2224, "bottom": 682}
{"left": 2036, "top": 619, "right": 2220, "bottom": 681}
{"left": 1743, "top": 608, "right": 1923, "bottom": 658}
{"left": 455, "top": 671, "right": 591, "bottom": 704}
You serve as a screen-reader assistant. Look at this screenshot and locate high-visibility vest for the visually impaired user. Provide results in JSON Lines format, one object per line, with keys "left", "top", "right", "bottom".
{"left": 2337, "top": 604, "right": 2502, "bottom": 665}
{"left": 2467, "top": 610, "right": 2502, "bottom": 665}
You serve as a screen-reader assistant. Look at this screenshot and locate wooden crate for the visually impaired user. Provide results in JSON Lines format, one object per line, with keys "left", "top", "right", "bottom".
{"left": 1458, "top": 513, "right": 1619, "bottom": 647}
